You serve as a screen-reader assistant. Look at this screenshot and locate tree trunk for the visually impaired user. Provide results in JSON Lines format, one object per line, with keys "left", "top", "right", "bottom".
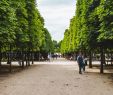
{"left": 28, "top": 51, "right": 30, "bottom": 66}
{"left": 110, "top": 52, "right": 113, "bottom": 65}
{"left": 39, "top": 51, "right": 40, "bottom": 61}
{"left": 21, "top": 50, "right": 24, "bottom": 68}
{"left": 9, "top": 45, "right": 12, "bottom": 72}
{"left": 31, "top": 50, "right": 34, "bottom": 64}
{"left": 25, "top": 51, "right": 28, "bottom": 67}
{"left": 100, "top": 47, "right": 104, "bottom": 73}
{"left": 89, "top": 51, "right": 92, "bottom": 68}
{"left": 0, "top": 46, "right": 2, "bottom": 66}
{"left": 18, "top": 51, "right": 22, "bottom": 66}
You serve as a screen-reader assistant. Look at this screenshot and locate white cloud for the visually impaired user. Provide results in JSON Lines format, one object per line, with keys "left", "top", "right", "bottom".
{"left": 37, "top": 0, "right": 76, "bottom": 42}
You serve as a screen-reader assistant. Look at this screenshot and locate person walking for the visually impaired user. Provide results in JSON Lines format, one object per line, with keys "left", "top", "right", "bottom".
{"left": 77, "top": 53, "right": 85, "bottom": 74}
{"left": 83, "top": 56, "right": 87, "bottom": 71}
{"left": 48, "top": 53, "right": 51, "bottom": 62}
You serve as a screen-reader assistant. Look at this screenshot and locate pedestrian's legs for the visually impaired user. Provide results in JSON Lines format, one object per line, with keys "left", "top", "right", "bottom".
{"left": 83, "top": 64, "right": 85, "bottom": 72}
{"left": 85, "top": 60, "right": 87, "bottom": 66}
{"left": 79, "top": 65, "right": 82, "bottom": 74}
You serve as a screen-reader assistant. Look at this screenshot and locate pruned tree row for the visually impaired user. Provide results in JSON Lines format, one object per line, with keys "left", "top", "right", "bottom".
{"left": 61, "top": 0, "right": 113, "bottom": 73}
{"left": 0, "top": 0, "right": 53, "bottom": 71}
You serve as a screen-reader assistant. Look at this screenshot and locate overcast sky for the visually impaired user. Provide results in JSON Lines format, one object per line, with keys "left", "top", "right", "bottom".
{"left": 36, "top": 0, "right": 76, "bottom": 42}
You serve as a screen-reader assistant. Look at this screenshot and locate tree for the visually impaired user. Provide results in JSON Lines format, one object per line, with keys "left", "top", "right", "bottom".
{"left": 0, "top": 0, "right": 17, "bottom": 66}
{"left": 0, "top": 0, "right": 54, "bottom": 69}
{"left": 61, "top": 0, "right": 113, "bottom": 73}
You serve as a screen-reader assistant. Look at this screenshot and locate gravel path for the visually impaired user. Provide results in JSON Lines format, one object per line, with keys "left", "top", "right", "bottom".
{"left": 0, "top": 58, "right": 113, "bottom": 95}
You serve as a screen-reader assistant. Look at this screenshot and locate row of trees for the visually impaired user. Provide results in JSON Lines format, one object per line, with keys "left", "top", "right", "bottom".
{"left": 0, "top": 0, "right": 53, "bottom": 69}
{"left": 61, "top": 0, "right": 113, "bottom": 73}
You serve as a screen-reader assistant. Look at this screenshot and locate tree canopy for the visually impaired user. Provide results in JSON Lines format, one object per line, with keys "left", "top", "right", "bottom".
{"left": 0, "top": 0, "right": 53, "bottom": 53}
{"left": 61, "top": 0, "right": 113, "bottom": 54}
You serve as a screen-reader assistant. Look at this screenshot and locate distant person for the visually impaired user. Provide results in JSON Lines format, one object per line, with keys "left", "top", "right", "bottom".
{"left": 70, "top": 56, "right": 73, "bottom": 60}
{"left": 55, "top": 54, "right": 57, "bottom": 59}
{"left": 83, "top": 56, "right": 87, "bottom": 71}
{"left": 48, "top": 54, "right": 51, "bottom": 62}
{"left": 77, "top": 53, "right": 85, "bottom": 74}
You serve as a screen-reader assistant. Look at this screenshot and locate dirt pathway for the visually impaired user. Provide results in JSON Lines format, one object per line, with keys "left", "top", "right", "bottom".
{"left": 0, "top": 58, "right": 113, "bottom": 95}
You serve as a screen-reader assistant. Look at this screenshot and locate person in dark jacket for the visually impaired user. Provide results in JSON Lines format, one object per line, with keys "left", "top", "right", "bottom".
{"left": 77, "top": 53, "right": 85, "bottom": 74}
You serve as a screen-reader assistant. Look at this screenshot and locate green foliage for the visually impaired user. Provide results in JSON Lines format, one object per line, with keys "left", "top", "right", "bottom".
{"left": 0, "top": 0, "right": 53, "bottom": 53}
{"left": 60, "top": 29, "right": 70, "bottom": 53}
{"left": 97, "top": 0, "right": 113, "bottom": 42}
{"left": 52, "top": 40, "right": 61, "bottom": 53}
{"left": 14, "top": 0, "right": 29, "bottom": 49}
{"left": 0, "top": 0, "right": 16, "bottom": 46}
{"left": 61, "top": 0, "right": 113, "bottom": 54}
{"left": 40, "top": 28, "right": 54, "bottom": 53}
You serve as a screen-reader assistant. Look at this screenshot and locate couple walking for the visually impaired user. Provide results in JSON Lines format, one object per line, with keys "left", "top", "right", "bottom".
{"left": 77, "top": 53, "right": 86, "bottom": 74}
